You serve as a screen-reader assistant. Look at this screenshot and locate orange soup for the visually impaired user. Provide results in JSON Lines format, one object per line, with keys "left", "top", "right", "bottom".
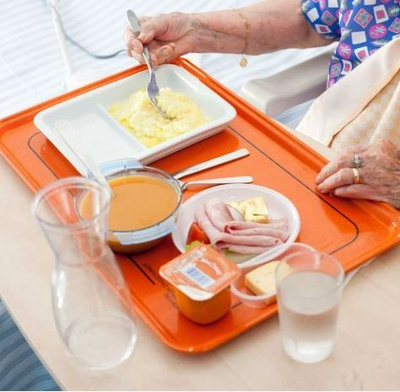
{"left": 80, "top": 175, "right": 178, "bottom": 231}
{"left": 108, "top": 175, "right": 178, "bottom": 231}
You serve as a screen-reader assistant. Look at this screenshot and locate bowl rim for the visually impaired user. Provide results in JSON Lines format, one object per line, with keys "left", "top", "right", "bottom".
{"left": 230, "top": 243, "right": 317, "bottom": 302}
{"left": 230, "top": 270, "right": 276, "bottom": 302}
{"left": 99, "top": 159, "right": 183, "bottom": 235}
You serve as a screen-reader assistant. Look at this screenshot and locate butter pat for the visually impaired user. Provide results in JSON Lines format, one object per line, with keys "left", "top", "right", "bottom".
{"left": 244, "top": 261, "right": 291, "bottom": 299}
{"left": 229, "top": 196, "right": 268, "bottom": 223}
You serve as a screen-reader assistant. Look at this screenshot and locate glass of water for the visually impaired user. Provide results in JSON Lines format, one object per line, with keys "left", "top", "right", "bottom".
{"left": 276, "top": 249, "right": 344, "bottom": 364}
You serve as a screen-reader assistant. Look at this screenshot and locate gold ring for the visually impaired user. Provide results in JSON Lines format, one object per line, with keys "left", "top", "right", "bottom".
{"left": 352, "top": 168, "right": 360, "bottom": 184}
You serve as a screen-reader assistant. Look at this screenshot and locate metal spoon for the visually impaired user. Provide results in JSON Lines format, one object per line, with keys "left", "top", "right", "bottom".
{"left": 178, "top": 176, "right": 253, "bottom": 191}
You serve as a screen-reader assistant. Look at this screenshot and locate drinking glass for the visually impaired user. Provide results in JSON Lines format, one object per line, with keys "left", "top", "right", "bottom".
{"left": 32, "top": 177, "right": 137, "bottom": 370}
{"left": 276, "top": 249, "right": 344, "bottom": 364}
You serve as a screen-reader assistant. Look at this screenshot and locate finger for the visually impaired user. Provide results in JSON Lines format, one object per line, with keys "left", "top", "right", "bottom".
{"left": 125, "top": 16, "right": 153, "bottom": 49}
{"left": 317, "top": 168, "right": 361, "bottom": 193}
{"left": 124, "top": 27, "right": 134, "bottom": 44}
{"left": 316, "top": 153, "right": 355, "bottom": 185}
{"left": 152, "top": 35, "right": 193, "bottom": 64}
{"left": 124, "top": 27, "right": 138, "bottom": 51}
{"left": 124, "top": 31, "right": 143, "bottom": 58}
{"left": 137, "top": 17, "right": 166, "bottom": 44}
{"left": 144, "top": 40, "right": 178, "bottom": 65}
{"left": 153, "top": 43, "right": 176, "bottom": 65}
{"left": 132, "top": 50, "right": 157, "bottom": 65}
{"left": 131, "top": 51, "right": 145, "bottom": 64}
{"left": 332, "top": 184, "right": 372, "bottom": 199}
{"left": 332, "top": 184, "right": 392, "bottom": 205}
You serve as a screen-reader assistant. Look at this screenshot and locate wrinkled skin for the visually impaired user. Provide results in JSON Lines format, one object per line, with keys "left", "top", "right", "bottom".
{"left": 124, "top": 13, "right": 199, "bottom": 66}
{"left": 316, "top": 139, "right": 400, "bottom": 209}
{"left": 123, "top": 1, "right": 328, "bottom": 67}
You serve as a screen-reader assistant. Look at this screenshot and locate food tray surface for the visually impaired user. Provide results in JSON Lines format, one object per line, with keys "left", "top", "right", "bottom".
{"left": 1, "top": 59, "right": 400, "bottom": 352}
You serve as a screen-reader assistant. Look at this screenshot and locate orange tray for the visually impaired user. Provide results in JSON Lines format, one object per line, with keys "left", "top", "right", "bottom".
{"left": 2, "top": 59, "right": 400, "bottom": 353}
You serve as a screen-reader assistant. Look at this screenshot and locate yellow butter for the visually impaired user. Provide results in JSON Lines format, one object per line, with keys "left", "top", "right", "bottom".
{"left": 229, "top": 196, "right": 268, "bottom": 223}
{"left": 244, "top": 261, "right": 291, "bottom": 299}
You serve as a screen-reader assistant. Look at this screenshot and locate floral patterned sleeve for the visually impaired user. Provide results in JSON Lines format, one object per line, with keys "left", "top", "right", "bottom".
{"left": 301, "top": 0, "right": 341, "bottom": 40}
{"left": 300, "top": 0, "right": 400, "bottom": 87}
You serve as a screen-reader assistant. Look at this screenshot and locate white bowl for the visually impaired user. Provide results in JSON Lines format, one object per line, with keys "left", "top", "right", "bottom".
{"left": 171, "top": 184, "right": 301, "bottom": 267}
{"left": 230, "top": 243, "right": 316, "bottom": 308}
{"left": 34, "top": 64, "right": 236, "bottom": 175}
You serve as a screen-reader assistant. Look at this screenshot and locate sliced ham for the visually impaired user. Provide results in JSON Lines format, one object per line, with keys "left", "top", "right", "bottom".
{"left": 225, "top": 217, "right": 288, "bottom": 231}
{"left": 194, "top": 204, "right": 284, "bottom": 254}
{"left": 224, "top": 217, "right": 289, "bottom": 242}
{"left": 195, "top": 206, "right": 279, "bottom": 246}
{"left": 203, "top": 198, "right": 234, "bottom": 231}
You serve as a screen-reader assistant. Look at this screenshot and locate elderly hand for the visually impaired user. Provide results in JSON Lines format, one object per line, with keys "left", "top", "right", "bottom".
{"left": 124, "top": 13, "right": 199, "bottom": 66}
{"left": 316, "top": 139, "right": 400, "bottom": 208}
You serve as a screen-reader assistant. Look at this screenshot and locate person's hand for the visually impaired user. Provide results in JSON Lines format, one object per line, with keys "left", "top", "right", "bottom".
{"left": 124, "top": 13, "right": 199, "bottom": 66}
{"left": 316, "top": 139, "right": 400, "bottom": 208}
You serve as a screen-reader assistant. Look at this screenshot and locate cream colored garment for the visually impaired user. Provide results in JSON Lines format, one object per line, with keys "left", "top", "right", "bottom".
{"left": 332, "top": 70, "right": 400, "bottom": 150}
{"left": 296, "top": 38, "right": 400, "bottom": 152}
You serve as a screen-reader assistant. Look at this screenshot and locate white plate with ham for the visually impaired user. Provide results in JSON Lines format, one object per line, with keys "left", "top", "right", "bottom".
{"left": 172, "top": 184, "right": 300, "bottom": 265}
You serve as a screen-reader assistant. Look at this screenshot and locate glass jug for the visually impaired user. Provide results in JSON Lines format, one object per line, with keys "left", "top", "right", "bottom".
{"left": 32, "top": 177, "right": 136, "bottom": 370}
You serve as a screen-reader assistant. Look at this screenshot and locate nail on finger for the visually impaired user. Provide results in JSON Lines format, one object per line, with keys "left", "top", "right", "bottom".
{"left": 159, "top": 46, "right": 172, "bottom": 58}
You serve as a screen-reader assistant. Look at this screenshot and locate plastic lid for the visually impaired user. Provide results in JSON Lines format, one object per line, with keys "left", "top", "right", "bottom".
{"left": 160, "top": 245, "right": 241, "bottom": 301}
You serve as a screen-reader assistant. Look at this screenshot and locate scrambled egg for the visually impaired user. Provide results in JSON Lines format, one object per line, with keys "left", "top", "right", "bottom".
{"left": 108, "top": 88, "right": 207, "bottom": 148}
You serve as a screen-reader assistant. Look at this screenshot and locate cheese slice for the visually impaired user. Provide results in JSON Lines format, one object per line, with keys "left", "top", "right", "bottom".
{"left": 244, "top": 261, "right": 291, "bottom": 300}
{"left": 228, "top": 196, "right": 268, "bottom": 223}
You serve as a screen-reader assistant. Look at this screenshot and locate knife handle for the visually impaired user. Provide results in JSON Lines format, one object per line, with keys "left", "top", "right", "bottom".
{"left": 172, "top": 148, "right": 250, "bottom": 180}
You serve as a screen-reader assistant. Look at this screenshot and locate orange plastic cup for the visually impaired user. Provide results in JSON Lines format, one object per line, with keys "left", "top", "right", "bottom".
{"left": 160, "top": 245, "right": 241, "bottom": 324}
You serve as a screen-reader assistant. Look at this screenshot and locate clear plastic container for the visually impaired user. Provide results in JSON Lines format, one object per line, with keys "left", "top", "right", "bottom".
{"left": 231, "top": 243, "right": 316, "bottom": 308}
{"left": 160, "top": 244, "right": 241, "bottom": 324}
{"left": 32, "top": 177, "right": 137, "bottom": 370}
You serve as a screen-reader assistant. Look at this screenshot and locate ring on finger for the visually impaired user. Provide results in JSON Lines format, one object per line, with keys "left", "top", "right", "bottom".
{"left": 352, "top": 168, "right": 360, "bottom": 184}
{"left": 351, "top": 153, "right": 362, "bottom": 169}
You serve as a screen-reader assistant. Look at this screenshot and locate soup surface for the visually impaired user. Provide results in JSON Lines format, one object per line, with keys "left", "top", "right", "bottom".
{"left": 80, "top": 175, "right": 178, "bottom": 231}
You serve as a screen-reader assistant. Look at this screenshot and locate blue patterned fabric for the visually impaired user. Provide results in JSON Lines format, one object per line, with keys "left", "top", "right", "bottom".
{"left": 0, "top": 299, "right": 60, "bottom": 391}
{"left": 301, "top": 0, "right": 400, "bottom": 87}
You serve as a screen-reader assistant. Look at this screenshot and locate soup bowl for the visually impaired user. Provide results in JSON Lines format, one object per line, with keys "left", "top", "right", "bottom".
{"left": 93, "top": 159, "right": 182, "bottom": 253}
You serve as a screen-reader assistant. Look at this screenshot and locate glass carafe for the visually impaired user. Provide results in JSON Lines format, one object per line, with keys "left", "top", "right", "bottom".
{"left": 32, "top": 177, "right": 136, "bottom": 370}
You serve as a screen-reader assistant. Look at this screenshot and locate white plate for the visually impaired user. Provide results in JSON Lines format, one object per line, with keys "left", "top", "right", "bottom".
{"left": 172, "top": 184, "right": 301, "bottom": 267}
{"left": 34, "top": 64, "right": 236, "bottom": 175}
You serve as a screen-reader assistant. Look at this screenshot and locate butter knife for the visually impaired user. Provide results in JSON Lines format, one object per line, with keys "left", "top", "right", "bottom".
{"left": 171, "top": 148, "right": 250, "bottom": 180}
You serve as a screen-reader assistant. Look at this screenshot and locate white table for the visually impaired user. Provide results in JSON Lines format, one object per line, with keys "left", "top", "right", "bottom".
{"left": 2, "top": 128, "right": 400, "bottom": 390}
{"left": 2, "top": 1, "right": 400, "bottom": 388}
